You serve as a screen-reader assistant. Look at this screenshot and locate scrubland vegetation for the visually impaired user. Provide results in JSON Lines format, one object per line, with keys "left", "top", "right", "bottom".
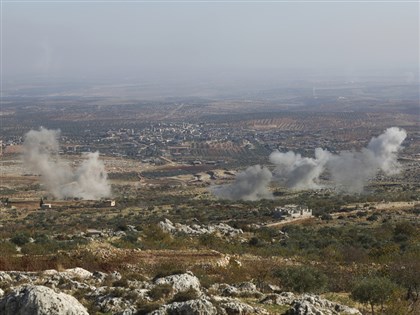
{"left": 1, "top": 185, "right": 419, "bottom": 314}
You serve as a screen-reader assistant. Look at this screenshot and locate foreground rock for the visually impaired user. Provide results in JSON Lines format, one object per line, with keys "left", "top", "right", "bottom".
{"left": 260, "top": 292, "right": 296, "bottom": 305}
{"left": 285, "top": 294, "right": 362, "bottom": 315}
{"left": 220, "top": 299, "right": 269, "bottom": 315}
{"left": 0, "top": 269, "right": 362, "bottom": 315}
{"left": 151, "top": 298, "right": 218, "bottom": 315}
{"left": 0, "top": 285, "right": 89, "bottom": 315}
{"left": 154, "top": 271, "right": 201, "bottom": 294}
{"left": 210, "top": 282, "right": 263, "bottom": 298}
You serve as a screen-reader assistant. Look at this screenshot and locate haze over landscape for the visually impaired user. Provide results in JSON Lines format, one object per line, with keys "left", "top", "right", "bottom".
{"left": 0, "top": 2, "right": 419, "bottom": 315}
{"left": 3, "top": 1, "right": 419, "bottom": 92}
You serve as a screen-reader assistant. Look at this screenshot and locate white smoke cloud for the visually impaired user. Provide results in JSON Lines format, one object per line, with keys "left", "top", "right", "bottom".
{"left": 269, "top": 148, "right": 331, "bottom": 190}
{"left": 211, "top": 165, "right": 273, "bottom": 201}
{"left": 270, "top": 127, "right": 407, "bottom": 193}
{"left": 327, "top": 127, "right": 407, "bottom": 193}
{"left": 23, "top": 127, "right": 111, "bottom": 200}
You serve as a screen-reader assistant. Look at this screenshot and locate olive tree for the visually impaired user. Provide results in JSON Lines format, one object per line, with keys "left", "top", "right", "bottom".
{"left": 351, "top": 276, "right": 398, "bottom": 315}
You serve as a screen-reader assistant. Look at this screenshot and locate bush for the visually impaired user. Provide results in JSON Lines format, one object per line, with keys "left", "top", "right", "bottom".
{"left": 113, "top": 278, "right": 129, "bottom": 287}
{"left": 351, "top": 276, "right": 398, "bottom": 315}
{"left": 135, "top": 302, "right": 161, "bottom": 315}
{"left": 170, "top": 288, "right": 200, "bottom": 303}
{"left": 248, "top": 237, "right": 261, "bottom": 247}
{"left": 274, "top": 265, "right": 328, "bottom": 294}
{"left": 0, "top": 241, "right": 17, "bottom": 255}
{"left": 152, "top": 267, "right": 186, "bottom": 281}
{"left": 148, "top": 284, "right": 173, "bottom": 300}
{"left": 321, "top": 214, "right": 333, "bottom": 221}
{"left": 11, "top": 233, "right": 30, "bottom": 246}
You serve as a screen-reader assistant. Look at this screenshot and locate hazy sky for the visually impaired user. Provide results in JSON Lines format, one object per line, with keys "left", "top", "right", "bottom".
{"left": 2, "top": 1, "right": 419, "bottom": 83}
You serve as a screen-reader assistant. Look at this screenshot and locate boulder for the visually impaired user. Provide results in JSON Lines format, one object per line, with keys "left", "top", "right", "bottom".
{"left": 0, "top": 285, "right": 88, "bottom": 315}
{"left": 285, "top": 294, "right": 361, "bottom": 315}
{"left": 109, "top": 271, "right": 122, "bottom": 281}
{"left": 210, "top": 282, "right": 262, "bottom": 298}
{"left": 95, "top": 295, "right": 136, "bottom": 314}
{"left": 42, "top": 270, "right": 59, "bottom": 276}
{"left": 260, "top": 292, "right": 296, "bottom": 305}
{"left": 0, "top": 272, "right": 12, "bottom": 283}
{"left": 154, "top": 272, "right": 201, "bottom": 294}
{"left": 61, "top": 267, "right": 93, "bottom": 280}
{"left": 152, "top": 298, "right": 218, "bottom": 315}
{"left": 158, "top": 219, "right": 176, "bottom": 233}
{"left": 209, "top": 283, "right": 239, "bottom": 297}
{"left": 235, "top": 282, "right": 262, "bottom": 297}
{"left": 92, "top": 271, "right": 108, "bottom": 282}
{"left": 221, "top": 300, "right": 268, "bottom": 315}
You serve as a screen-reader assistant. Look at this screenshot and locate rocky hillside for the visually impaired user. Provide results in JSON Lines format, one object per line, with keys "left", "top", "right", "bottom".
{"left": 0, "top": 268, "right": 361, "bottom": 315}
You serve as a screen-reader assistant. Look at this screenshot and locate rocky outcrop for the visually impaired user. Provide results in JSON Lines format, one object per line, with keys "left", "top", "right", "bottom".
{"left": 260, "top": 292, "right": 296, "bottom": 305}
{"left": 0, "top": 272, "right": 13, "bottom": 283}
{"left": 210, "top": 282, "right": 262, "bottom": 298}
{"left": 214, "top": 298, "right": 269, "bottom": 315}
{"left": 61, "top": 267, "right": 93, "bottom": 279}
{"left": 158, "top": 219, "right": 243, "bottom": 237}
{"left": 285, "top": 294, "right": 362, "bottom": 315}
{"left": 152, "top": 298, "right": 218, "bottom": 315}
{"left": 0, "top": 269, "right": 362, "bottom": 315}
{"left": 0, "top": 285, "right": 88, "bottom": 315}
{"left": 154, "top": 271, "right": 201, "bottom": 294}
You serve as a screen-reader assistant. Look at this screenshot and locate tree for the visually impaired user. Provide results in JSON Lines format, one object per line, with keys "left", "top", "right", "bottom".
{"left": 274, "top": 265, "right": 328, "bottom": 294}
{"left": 351, "top": 276, "right": 398, "bottom": 315}
{"left": 390, "top": 251, "right": 420, "bottom": 313}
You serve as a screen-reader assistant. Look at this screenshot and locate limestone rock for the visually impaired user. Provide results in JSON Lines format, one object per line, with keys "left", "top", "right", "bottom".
{"left": 92, "top": 271, "right": 108, "bottom": 282}
{"left": 0, "top": 272, "right": 12, "bottom": 283}
{"left": 61, "top": 267, "right": 93, "bottom": 279}
{"left": 42, "top": 270, "right": 59, "bottom": 277}
{"left": 154, "top": 272, "right": 201, "bottom": 294}
{"left": 0, "top": 285, "right": 88, "bottom": 315}
{"left": 158, "top": 219, "right": 243, "bottom": 237}
{"left": 209, "top": 283, "right": 239, "bottom": 297}
{"left": 95, "top": 295, "right": 137, "bottom": 314}
{"left": 210, "top": 282, "right": 262, "bottom": 298}
{"left": 260, "top": 292, "right": 296, "bottom": 305}
{"left": 158, "top": 219, "right": 176, "bottom": 233}
{"left": 285, "top": 294, "right": 361, "bottom": 315}
{"left": 152, "top": 298, "right": 218, "bottom": 315}
{"left": 221, "top": 300, "right": 268, "bottom": 315}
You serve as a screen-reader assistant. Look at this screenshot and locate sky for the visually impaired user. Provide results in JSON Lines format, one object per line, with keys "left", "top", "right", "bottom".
{"left": 2, "top": 1, "right": 419, "bottom": 84}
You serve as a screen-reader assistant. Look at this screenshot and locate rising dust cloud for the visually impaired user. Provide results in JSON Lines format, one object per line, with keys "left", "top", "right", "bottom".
{"left": 23, "top": 127, "right": 111, "bottom": 200}
{"left": 212, "top": 127, "right": 407, "bottom": 200}
{"left": 211, "top": 165, "right": 273, "bottom": 201}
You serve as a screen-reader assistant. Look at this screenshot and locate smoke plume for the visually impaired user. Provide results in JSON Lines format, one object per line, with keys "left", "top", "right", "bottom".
{"left": 211, "top": 165, "right": 273, "bottom": 201}
{"left": 270, "top": 127, "right": 407, "bottom": 193}
{"left": 23, "top": 127, "right": 111, "bottom": 200}
{"left": 269, "top": 148, "right": 331, "bottom": 190}
{"left": 211, "top": 127, "right": 406, "bottom": 200}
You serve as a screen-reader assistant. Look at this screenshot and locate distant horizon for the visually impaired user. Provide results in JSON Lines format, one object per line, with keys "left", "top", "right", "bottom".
{"left": 3, "top": 2, "right": 419, "bottom": 87}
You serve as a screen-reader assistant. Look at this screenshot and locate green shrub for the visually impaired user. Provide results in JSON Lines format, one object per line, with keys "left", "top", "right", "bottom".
{"left": 11, "top": 233, "right": 30, "bottom": 246}
{"left": 170, "top": 288, "right": 200, "bottom": 303}
{"left": 135, "top": 302, "right": 161, "bottom": 315}
{"left": 351, "top": 276, "right": 399, "bottom": 315}
{"left": 148, "top": 283, "right": 173, "bottom": 300}
{"left": 274, "top": 265, "right": 328, "bottom": 294}
{"left": 0, "top": 241, "right": 17, "bottom": 255}
{"left": 113, "top": 278, "right": 129, "bottom": 287}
